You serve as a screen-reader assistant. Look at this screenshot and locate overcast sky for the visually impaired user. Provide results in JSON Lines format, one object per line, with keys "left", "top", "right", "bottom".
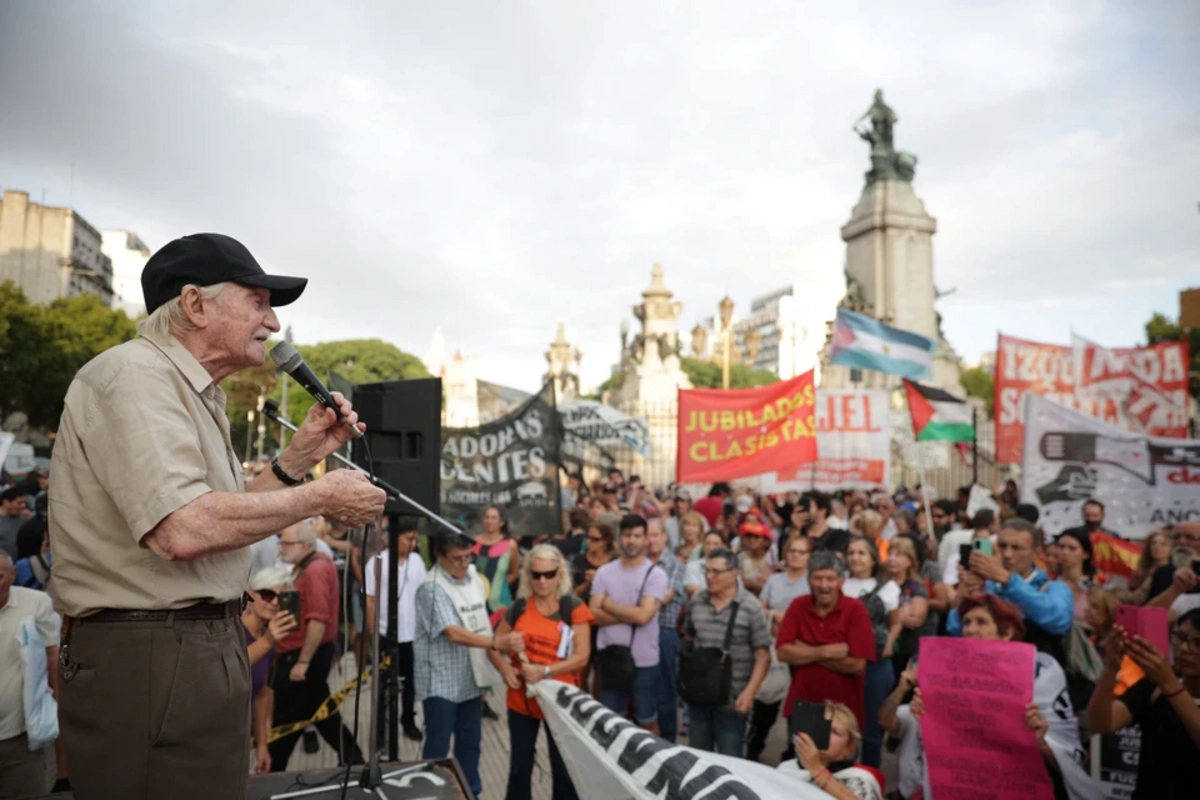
{"left": 1, "top": 1, "right": 1197, "bottom": 392}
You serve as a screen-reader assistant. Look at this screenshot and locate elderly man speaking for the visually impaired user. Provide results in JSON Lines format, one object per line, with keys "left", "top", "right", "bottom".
{"left": 49, "top": 233, "right": 387, "bottom": 800}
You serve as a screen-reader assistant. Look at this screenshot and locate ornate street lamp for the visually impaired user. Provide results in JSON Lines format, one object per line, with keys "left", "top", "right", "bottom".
{"left": 692, "top": 296, "right": 760, "bottom": 389}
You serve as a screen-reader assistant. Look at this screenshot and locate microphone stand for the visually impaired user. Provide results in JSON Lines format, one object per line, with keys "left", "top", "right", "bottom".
{"left": 261, "top": 403, "right": 469, "bottom": 799}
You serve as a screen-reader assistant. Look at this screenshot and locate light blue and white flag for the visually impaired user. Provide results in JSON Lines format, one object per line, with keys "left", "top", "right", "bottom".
{"left": 830, "top": 308, "right": 935, "bottom": 380}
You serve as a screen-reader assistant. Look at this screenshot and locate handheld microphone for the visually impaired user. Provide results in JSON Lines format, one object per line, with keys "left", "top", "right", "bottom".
{"left": 269, "top": 341, "right": 364, "bottom": 438}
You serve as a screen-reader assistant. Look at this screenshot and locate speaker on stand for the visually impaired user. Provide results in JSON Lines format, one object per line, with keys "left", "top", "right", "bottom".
{"left": 351, "top": 378, "right": 442, "bottom": 764}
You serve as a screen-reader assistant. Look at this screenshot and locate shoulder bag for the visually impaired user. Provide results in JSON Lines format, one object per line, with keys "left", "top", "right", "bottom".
{"left": 597, "top": 564, "right": 653, "bottom": 692}
{"left": 677, "top": 599, "right": 741, "bottom": 707}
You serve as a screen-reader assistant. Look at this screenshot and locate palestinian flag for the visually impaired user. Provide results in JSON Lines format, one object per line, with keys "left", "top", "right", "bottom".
{"left": 904, "top": 379, "right": 974, "bottom": 442}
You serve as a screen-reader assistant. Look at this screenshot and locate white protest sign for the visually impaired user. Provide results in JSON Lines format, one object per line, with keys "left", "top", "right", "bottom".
{"left": 761, "top": 389, "right": 891, "bottom": 492}
{"left": 531, "top": 681, "right": 823, "bottom": 799}
{"left": 0, "top": 432, "right": 15, "bottom": 476}
{"left": 560, "top": 400, "right": 652, "bottom": 459}
{"left": 1021, "top": 393, "right": 1200, "bottom": 539}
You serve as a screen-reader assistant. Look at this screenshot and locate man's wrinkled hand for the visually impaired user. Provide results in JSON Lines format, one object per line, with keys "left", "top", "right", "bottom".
{"left": 317, "top": 470, "right": 387, "bottom": 528}
{"left": 286, "top": 392, "right": 366, "bottom": 470}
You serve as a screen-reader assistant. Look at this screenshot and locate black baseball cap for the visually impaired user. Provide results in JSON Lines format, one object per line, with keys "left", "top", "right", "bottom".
{"left": 142, "top": 233, "right": 308, "bottom": 314}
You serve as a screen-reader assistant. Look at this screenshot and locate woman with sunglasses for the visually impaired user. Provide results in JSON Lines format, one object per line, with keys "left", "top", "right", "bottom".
{"left": 489, "top": 544, "right": 594, "bottom": 800}
{"left": 241, "top": 566, "right": 298, "bottom": 774}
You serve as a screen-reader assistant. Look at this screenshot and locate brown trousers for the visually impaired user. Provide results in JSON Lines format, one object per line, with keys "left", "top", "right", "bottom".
{"left": 59, "top": 613, "right": 251, "bottom": 800}
{"left": 0, "top": 733, "right": 49, "bottom": 800}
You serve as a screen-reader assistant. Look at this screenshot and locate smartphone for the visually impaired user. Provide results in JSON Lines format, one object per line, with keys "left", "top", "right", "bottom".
{"left": 788, "top": 701, "right": 832, "bottom": 751}
{"left": 1116, "top": 604, "right": 1170, "bottom": 656}
{"left": 973, "top": 538, "right": 994, "bottom": 557}
{"left": 279, "top": 589, "right": 301, "bottom": 619}
{"left": 959, "top": 543, "right": 973, "bottom": 567}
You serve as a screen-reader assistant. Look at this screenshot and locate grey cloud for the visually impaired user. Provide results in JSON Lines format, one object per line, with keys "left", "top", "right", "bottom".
{"left": 2, "top": 0, "right": 1197, "bottom": 391}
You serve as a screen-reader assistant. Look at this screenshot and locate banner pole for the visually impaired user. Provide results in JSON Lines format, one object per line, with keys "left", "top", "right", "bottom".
{"left": 920, "top": 444, "right": 934, "bottom": 539}
{"left": 972, "top": 407, "right": 979, "bottom": 486}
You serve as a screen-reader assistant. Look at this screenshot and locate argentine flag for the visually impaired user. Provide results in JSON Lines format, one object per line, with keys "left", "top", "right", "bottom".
{"left": 829, "top": 308, "right": 934, "bottom": 380}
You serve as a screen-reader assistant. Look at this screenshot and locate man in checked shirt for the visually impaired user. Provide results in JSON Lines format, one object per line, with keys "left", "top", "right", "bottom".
{"left": 646, "top": 518, "right": 686, "bottom": 742}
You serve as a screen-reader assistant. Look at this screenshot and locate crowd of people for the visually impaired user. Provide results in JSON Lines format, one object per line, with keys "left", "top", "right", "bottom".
{"left": 3, "top": 457, "right": 1200, "bottom": 799}
{"left": 407, "top": 470, "right": 1198, "bottom": 799}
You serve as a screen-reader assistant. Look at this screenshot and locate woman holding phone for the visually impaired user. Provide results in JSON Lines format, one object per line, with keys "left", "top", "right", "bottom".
{"left": 241, "top": 566, "right": 298, "bottom": 774}
{"left": 776, "top": 701, "right": 883, "bottom": 799}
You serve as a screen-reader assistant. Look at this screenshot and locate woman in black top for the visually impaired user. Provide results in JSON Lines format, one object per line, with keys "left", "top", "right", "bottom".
{"left": 1088, "top": 608, "right": 1200, "bottom": 799}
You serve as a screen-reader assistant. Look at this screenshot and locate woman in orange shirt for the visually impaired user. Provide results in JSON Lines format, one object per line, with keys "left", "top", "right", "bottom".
{"left": 490, "top": 544, "right": 594, "bottom": 800}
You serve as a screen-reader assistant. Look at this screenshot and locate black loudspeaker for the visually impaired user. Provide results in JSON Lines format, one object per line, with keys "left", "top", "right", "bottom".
{"left": 351, "top": 378, "right": 442, "bottom": 516}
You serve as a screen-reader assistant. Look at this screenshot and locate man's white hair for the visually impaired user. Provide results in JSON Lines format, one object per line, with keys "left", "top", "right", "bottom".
{"left": 291, "top": 521, "right": 318, "bottom": 545}
{"left": 137, "top": 282, "right": 229, "bottom": 339}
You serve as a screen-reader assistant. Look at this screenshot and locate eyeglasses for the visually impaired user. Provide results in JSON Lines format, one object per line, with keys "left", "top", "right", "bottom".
{"left": 587, "top": 535, "right": 605, "bottom": 542}
{"left": 256, "top": 589, "right": 279, "bottom": 602}
{"left": 1172, "top": 532, "right": 1200, "bottom": 544}
{"left": 1171, "top": 630, "right": 1200, "bottom": 650}
{"left": 531, "top": 569, "right": 559, "bottom": 581}
{"left": 445, "top": 554, "right": 472, "bottom": 566}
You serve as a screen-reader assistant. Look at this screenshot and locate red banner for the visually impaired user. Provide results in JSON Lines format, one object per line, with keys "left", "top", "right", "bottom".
{"left": 994, "top": 335, "right": 1190, "bottom": 463}
{"left": 677, "top": 371, "right": 817, "bottom": 484}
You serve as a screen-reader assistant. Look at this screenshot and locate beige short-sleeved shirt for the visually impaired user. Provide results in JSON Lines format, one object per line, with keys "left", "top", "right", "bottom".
{"left": 0, "top": 586, "right": 61, "bottom": 738}
{"left": 49, "top": 331, "right": 250, "bottom": 617}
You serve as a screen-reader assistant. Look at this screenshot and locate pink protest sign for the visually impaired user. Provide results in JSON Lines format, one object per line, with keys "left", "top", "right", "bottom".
{"left": 918, "top": 637, "right": 1054, "bottom": 799}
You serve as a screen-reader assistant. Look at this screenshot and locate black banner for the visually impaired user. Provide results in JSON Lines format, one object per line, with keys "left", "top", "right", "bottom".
{"left": 441, "top": 382, "right": 561, "bottom": 536}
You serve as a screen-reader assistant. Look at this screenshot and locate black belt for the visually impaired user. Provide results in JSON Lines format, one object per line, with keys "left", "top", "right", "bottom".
{"left": 78, "top": 599, "right": 242, "bottom": 624}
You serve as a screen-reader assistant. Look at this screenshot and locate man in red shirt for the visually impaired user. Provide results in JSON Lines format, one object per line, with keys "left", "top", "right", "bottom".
{"left": 776, "top": 550, "right": 875, "bottom": 728}
{"left": 268, "top": 520, "right": 363, "bottom": 771}
{"left": 693, "top": 483, "right": 732, "bottom": 529}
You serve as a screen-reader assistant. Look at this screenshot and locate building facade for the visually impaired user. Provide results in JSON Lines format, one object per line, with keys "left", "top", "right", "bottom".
{"left": 0, "top": 190, "right": 113, "bottom": 306}
{"left": 101, "top": 229, "right": 150, "bottom": 316}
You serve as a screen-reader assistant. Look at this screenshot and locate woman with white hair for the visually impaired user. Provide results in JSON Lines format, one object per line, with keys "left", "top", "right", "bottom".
{"left": 488, "top": 544, "right": 594, "bottom": 800}
{"left": 241, "top": 565, "right": 298, "bottom": 774}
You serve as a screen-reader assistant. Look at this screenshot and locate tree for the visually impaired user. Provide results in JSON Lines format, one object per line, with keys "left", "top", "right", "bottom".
{"left": 1145, "top": 311, "right": 1200, "bottom": 399}
{"left": 679, "top": 357, "right": 779, "bottom": 389}
{"left": 959, "top": 365, "right": 995, "bottom": 418}
{"left": 0, "top": 282, "right": 138, "bottom": 430}
{"left": 226, "top": 338, "right": 431, "bottom": 458}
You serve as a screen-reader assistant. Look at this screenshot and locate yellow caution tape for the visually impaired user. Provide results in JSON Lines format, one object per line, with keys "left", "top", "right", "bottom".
{"left": 263, "top": 655, "right": 390, "bottom": 745}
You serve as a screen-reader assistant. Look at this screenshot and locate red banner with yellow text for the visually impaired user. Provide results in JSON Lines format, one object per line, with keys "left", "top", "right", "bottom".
{"left": 677, "top": 371, "right": 817, "bottom": 484}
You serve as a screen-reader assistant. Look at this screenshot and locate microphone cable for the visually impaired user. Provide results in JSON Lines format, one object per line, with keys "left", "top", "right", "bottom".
{"left": 341, "top": 434, "right": 375, "bottom": 800}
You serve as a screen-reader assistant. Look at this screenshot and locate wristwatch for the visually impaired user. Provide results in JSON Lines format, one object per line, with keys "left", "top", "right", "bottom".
{"left": 543, "top": 665, "right": 551, "bottom": 680}
{"left": 271, "top": 457, "right": 303, "bottom": 487}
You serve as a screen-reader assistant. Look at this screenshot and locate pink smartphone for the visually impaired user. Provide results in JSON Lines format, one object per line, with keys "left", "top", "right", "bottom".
{"left": 1116, "top": 604, "right": 1170, "bottom": 656}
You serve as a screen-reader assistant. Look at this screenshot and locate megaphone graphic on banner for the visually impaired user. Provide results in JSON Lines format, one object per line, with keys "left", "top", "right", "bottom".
{"left": 1034, "top": 432, "right": 1200, "bottom": 504}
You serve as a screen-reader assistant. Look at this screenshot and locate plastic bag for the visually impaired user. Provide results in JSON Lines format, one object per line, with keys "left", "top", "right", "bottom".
{"left": 19, "top": 616, "right": 58, "bottom": 749}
